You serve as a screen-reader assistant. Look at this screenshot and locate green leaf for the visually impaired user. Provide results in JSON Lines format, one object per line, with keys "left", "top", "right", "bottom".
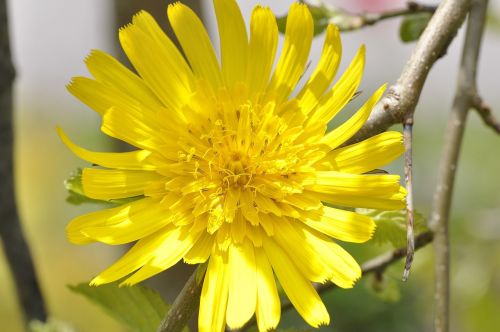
{"left": 65, "top": 168, "right": 142, "bottom": 206}
{"left": 277, "top": 1, "right": 345, "bottom": 36}
{"left": 68, "top": 282, "right": 171, "bottom": 332}
{"left": 399, "top": 13, "right": 432, "bottom": 42}
{"left": 357, "top": 209, "right": 428, "bottom": 248}
{"left": 365, "top": 273, "right": 401, "bottom": 303}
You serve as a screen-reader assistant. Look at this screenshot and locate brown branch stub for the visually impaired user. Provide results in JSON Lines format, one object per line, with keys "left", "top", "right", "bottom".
{"left": 471, "top": 93, "right": 500, "bottom": 134}
{"left": 402, "top": 117, "right": 415, "bottom": 281}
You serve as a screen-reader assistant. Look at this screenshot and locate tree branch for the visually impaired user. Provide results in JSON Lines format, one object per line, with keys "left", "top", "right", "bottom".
{"left": 0, "top": 0, "right": 47, "bottom": 324}
{"left": 347, "top": 0, "right": 472, "bottom": 144}
{"left": 156, "top": 268, "right": 203, "bottom": 332}
{"left": 428, "top": 1, "right": 489, "bottom": 331}
{"left": 317, "top": 232, "right": 434, "bottom": 298}
{"left": 333, "top": 1, "right": 436, "bottom": 32}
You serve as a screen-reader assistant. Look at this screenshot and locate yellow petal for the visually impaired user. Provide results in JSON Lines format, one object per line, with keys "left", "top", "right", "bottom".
{"left": 297, "top": 224, "right": 362, "bottom": 288}
{"left": 299, "top": 207, "right": 375, "bottom": 243}
{"left": 67, "top": 77, "right": 160, "bottom": 119}
{"left": 168, "top": 3, "right": 222, "bottom": 87}
{"left": 226, "top": 239, "right": 257, "bottom": 329}
{"left": 240, "top": 190, "right": 260, "bottom": 226}
{"left": 199, "top": 249, "right": 229, "bottom": 332}
{"left": 254, "top": 194, "right": 282, "bottom": 216}
{"left": 84, "top": 49, "right": 161, "bottom": 110}
{"left": 255, "top": 247, "right": 280, "bottom": 331}
{"left": 101, "top": 107, "right": 161, "bottom": 152}
{"left": 184, "top": 231, "right": 214, "bottom": 264}
{"left": 57, "top": 127, "right": 156, "bottom": 170}
{"left": 119, "top": 12, "right": 194, "bottom": 113}
{"left": 267, "top": 3, "right": 313, "bottom": 104}
{"left": 322, "top": 131, "right": 404, "bottom": 174}
{"left": 247, "top": 6, "right": 278, "bottom": 96}
{"left": 298, "top": 24, "right": 342, "bottom": 115}
{"left": 82, "top": 168, "right": 162, "bottom": 200}
{"left": 321, "top": 84, "right": 386, "bottom": 148}
{"left": 302, "top": 171, "right": 401, "bottom": 196}
{"left": 91, "top": 223, "right": 181, "bottom": 284}
{"left": 66, "top": 198, "right": 177, "bottom": 245}
{"left": 121, "top": 226, "right": 201, "bottom": 285}
{"left": 308, "top": 45, "right": 365, "bottom": 124}
{"left": 272, "top": 218, "right": 332, "bottom": 282}
{"left": 214, "top": 0, "right": 248, "bottom": 87}
{"left": 263, "top": 237, "right": 329, "bottom": 328}
{"left": 310, "top": 188, "right": 407, "bottom": 210}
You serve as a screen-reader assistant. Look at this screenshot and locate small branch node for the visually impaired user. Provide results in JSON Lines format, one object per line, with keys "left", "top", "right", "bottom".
{"left": 402, "top": 119, "right": 415, "bottom": 281}
{"left": 471, "top": 93, "right": 500, "bottom": 134}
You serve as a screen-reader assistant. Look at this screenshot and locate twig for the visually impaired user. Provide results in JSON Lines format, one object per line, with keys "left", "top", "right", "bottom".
{"left": 318, "top": 232, "right": 433, "bottom": 299}
{"left": 347, "top": 0, "right": 472, "bottom": 144}
{"left": 156, "top": 268, "right": 203, "bottom": 332}
{"left": 429, "top": 1, "right": 489, "bottom": 331}
{"left": 471, "top": 94, "right": 500, "bottom": 134}
{"left": 333, "top": 1, "right": 437, "bottom": 32}
{"left": 0, "top": 0, "right": 47, "bottom": 323}
{"left": 402, "top": 116, "right": 415, "bottom": 281}
{"left": 241, "top": 232, "right": 434, "bottom": 330}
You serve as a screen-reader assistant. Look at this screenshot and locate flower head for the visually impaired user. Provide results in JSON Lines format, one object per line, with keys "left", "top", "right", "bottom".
{"left": 60, "top": 1, "right": 405, "bottom": 331}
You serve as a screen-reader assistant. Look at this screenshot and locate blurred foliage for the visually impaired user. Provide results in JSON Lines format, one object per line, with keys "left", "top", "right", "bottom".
{"left": 69, "top": 282, "right": 175, "bottom": 332}
{"left": 487, "top": 11, "right": 500, "bottom": 30}
{"left": 29, "top": 319, "right": 75, "bottom": 332}
{"left": 365, "top": 273, "right": 401, "bottom": 303}
{"left": 357, "top": 209, "right": 428, "bottom": 248}
{"left": 399, "top": 13, "right": 432, "bottom": 42}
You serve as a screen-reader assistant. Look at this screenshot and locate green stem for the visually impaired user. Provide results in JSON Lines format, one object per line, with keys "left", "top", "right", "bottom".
{"left": 156, "top": 268, "right": 204, "bottom": 332}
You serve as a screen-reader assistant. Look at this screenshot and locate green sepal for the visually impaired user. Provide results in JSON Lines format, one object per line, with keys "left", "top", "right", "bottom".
{"left": 65, "top": 168, "right": 143, "bottom": 206}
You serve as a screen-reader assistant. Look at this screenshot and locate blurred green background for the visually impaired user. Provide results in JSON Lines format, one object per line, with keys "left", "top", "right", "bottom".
{"left": 1, "top": 0, "right": 499, "bottom": 331}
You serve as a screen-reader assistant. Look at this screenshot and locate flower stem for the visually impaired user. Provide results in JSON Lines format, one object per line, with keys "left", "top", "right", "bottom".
{"left": 156, "top": 268, "right": 204, "bottom": 332}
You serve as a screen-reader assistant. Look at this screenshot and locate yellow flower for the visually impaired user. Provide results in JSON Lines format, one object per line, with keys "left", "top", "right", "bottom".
{"left": 59, "top": 1, "right": 406, "bottom": 331}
